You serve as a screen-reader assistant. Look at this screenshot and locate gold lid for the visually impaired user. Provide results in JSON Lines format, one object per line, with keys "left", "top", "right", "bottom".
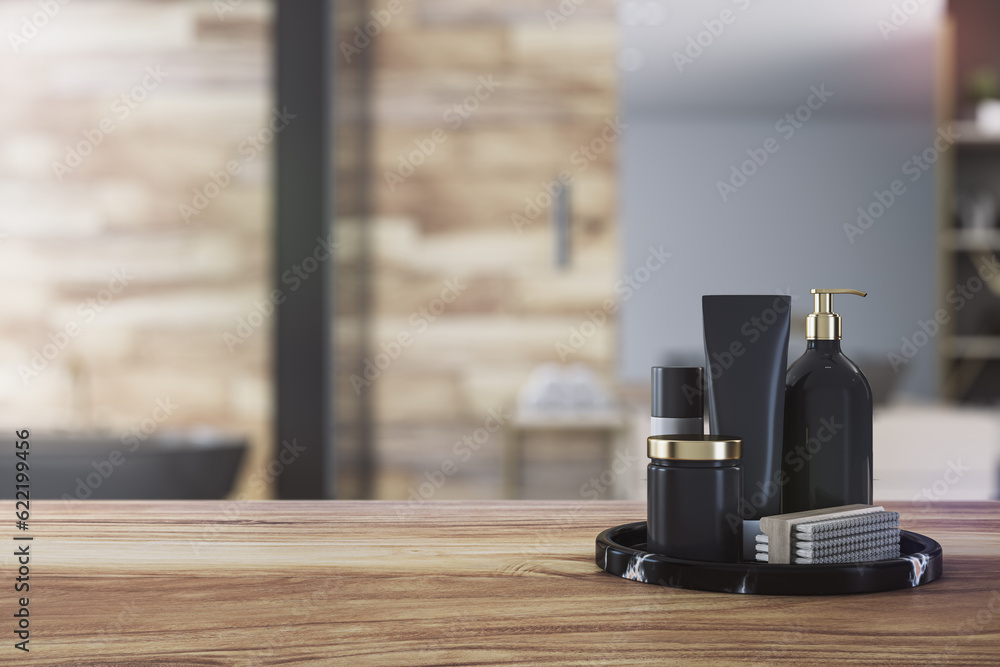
{"left": 805, "top": 289, "right": 867, "bottom": 340}
{"left": 647, "top": 435, "right": 742, "bottom": 461}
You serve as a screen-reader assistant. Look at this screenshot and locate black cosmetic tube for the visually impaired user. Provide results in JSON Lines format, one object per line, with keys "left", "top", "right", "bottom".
{"left": 702, "top": 295, "right": 790, "bottom": 520}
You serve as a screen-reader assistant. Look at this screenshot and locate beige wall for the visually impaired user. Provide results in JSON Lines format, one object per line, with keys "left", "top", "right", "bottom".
{"left": 369, "top": 0, "right": 621, "bottom": 497}
{"left": 0, "top": 0, "right": 274, "bottom": 497}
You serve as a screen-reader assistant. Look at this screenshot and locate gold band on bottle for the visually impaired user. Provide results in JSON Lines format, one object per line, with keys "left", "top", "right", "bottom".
{"left": 806, "top": 312, "right": 841, "bottom": 340}
{"left": 647, "top": 435, "right": 742, "bottom": 461}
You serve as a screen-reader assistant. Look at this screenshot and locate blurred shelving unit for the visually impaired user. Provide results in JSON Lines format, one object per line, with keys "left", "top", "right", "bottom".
{"left": 940, "top": 2, "right": 1000, "bottom": 403}
{"left": 953, "top": 119, "right": 1000, "bottom": 147}
{"left": 941, "top": 227, "right": 1000, "bottom": 249}
{"left": 944, "top": 335, "right": 1000, "bottom": 358}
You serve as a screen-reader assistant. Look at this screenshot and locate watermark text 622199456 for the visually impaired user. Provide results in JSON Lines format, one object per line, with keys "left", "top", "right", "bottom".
{"left": 13, "top": 429, "right": 32, "bottom": 653}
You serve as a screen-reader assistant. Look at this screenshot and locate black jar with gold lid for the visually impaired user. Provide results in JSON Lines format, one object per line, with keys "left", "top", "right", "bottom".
{"left": 647, "top": 435, "right": 743, "bottom": 563}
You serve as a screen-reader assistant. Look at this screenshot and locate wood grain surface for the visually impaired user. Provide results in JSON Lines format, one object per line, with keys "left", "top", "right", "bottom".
{"left": 4, "top": 500, "right": 999, "bottom": 665}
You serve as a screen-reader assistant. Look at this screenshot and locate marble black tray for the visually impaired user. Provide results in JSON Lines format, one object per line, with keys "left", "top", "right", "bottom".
{"left": 596, "top": 521, "right": 942, "bottom": 595}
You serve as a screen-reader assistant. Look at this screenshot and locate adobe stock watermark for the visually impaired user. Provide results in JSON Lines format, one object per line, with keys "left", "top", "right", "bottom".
{"left": 394, "top": 408, "right": 510, "bottom": 516}
{"left": 877, "top": 0, "right": 934, "bottom": 40}
{"left": 7, "top": 0, "right": 70, "bottom": 54}
{"left": 512, "top": 116, "right": 627, "bottom": 232}
{"left": 620, "top": 1, "right": 668, "bottom": 28}
{"left": 180, "top": 107, "right": 295, "bottom": 223}
{"left": 580, "top": 449, "right": 642, "bottom": 500}
{"left": 911, "top": 459, "right": 971, "bottom": 511}
{"left": 681, "top": 292, "right": 796, "bottom": 406}
{"left": 91, "top": 602, "right": 139, "bottom": 645}
{"left": 350, "top": 278, "right": 467, "bottom": 393}
{"left": 213, "top": 0, "right": 244, "bottom": 20}
{"left": 556, "top": 245, "right": 671, "bottom": 360}
{"left": 223, "top": 232, "right": 339, "bottom": 351}
{"left": 748, "top": 627, "right": 806, "bottom": 667}
{"left": 188, "top": 438, "right": 307, "bottom": 555}
{"left": 726, "top": 415, "right": 843, "bottom": 532}
{"left": 384, "top": 75, "right": 501, "bottom": 192}
{"left": 716, "top": 84, "right": 833, "bottom": 202}
{"left": 887, "top": 254, "right": 999, "bottom": 373}
{"left": 18, "top": 269, "right": 133, "bottom": 385}
{"left": 546, "top": 0, "right": 591, "bottom": 30}
{"left": 339, "top": 0, "right": 413, "bottom": 63}
{"left": 242, "top": 439, "right": 307, "bottom": 497}
{"left": 845, "top": 125, "right": 960, "bottom": 244}
{"left": 246, "top": 580, "right": 338, "bottom": 666}
{"left": 672, "top": 0, "right": 754, "bottom": 74}
{"left": 59, "top": 397, "right": 178, "bottom": 504}
{"left": 523, "top": 447, "right": 642, "bottom": 558}
{"left": 51, "top": 65, "right": 168, "bottom": 181}
{"left": 936, "top": 588, "right": 1000, "bottom": 664}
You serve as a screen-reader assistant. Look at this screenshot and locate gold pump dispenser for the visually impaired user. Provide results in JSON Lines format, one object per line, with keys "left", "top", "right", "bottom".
{"left": 805, "top": 289, "right": 867, "bottom": 340}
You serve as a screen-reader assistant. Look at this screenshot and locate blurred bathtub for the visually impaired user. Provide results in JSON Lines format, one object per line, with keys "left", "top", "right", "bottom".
{"left": 874, "top": 404, "right": 1000, "bottom": 501}
{"left": 2, "top": 431, "right": 246, "bottom": 500}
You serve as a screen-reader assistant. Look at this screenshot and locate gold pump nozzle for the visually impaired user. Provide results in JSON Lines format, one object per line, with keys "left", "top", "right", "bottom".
{"left": 806, "top": 289, "right": 867, "bottom": 340}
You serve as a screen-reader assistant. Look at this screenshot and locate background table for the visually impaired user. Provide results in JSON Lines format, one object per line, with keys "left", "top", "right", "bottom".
{"left": 9, "top": 500, "right": 1000, "bottom": 665}
{"left": 503, "top": 411, "right": 626, "bottom": 498}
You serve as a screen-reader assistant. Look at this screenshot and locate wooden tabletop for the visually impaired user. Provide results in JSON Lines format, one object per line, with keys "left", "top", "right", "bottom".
{"left": 9, "top": 500, "right": 1000, "bottom": 665}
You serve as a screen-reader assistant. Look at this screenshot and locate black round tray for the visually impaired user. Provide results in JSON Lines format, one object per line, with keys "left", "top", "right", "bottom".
{"left": 596, "top": 521, "right": 942, "bottom": 595}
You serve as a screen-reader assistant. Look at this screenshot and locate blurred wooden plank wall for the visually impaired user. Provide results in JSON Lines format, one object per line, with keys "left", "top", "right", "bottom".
{"left": 367, "top": 0, "right": 621, "bottom": 498}
{"left": 0, "top": 1, "right": 275, "bottom": 497}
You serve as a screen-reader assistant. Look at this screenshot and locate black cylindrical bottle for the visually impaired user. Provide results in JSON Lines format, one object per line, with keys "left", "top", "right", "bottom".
{"left": 651, "top": 366, "right": 704, "bottom": 436}
{"left": 781, "top": 289, "right": 873, "bottom": 512}
{"left": 646, "top": 435, "right": 742, "bottom": 563}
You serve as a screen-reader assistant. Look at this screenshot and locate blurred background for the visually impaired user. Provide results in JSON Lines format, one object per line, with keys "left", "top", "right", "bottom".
{"left": 1, "top": 0, "right": 999, "bottom": 503}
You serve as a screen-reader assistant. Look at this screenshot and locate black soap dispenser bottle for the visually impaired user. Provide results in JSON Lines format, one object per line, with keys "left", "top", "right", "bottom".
{"left": 781, "top": 289, "right": 873, "bottom": 513}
